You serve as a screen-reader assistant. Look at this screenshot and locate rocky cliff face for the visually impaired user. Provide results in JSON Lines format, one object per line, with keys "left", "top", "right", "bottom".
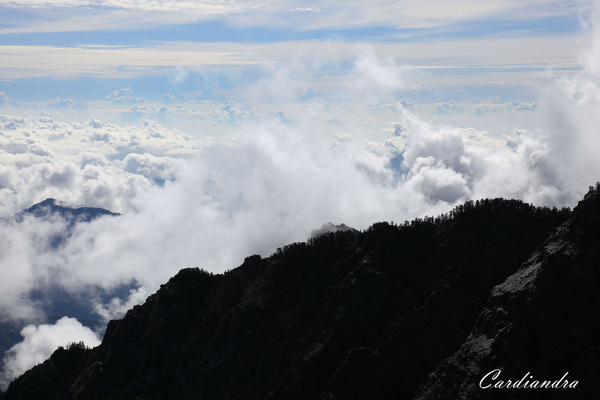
{"left": 2, "top": 190, "right": 594, "bottom": 400}
{"left": 414, "top": 186, "right": 600, "bottom": 400}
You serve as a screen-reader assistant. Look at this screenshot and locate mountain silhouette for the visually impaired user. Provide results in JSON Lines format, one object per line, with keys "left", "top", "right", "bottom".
{"left": 3, "top": 186, "right": 599, "bottom": 399}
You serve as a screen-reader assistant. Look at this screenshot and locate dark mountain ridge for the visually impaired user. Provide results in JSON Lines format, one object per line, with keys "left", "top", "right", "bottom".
{"left": 2, "top": 189, "right": 597, "bottom": 399}
{"left": 415, "top": 185, "right": 600, "bottom": 399}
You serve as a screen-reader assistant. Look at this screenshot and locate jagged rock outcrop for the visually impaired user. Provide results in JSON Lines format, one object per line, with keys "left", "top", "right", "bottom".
{"left": 2, "top": 191, "right": 591, "bottom": 400}
{"left": 414, "top": 186, "right": 600, "bottom": 400}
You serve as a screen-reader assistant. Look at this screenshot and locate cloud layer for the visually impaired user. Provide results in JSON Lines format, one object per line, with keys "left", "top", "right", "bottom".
{"left": 1, "top": 68, "right": 597, "bottom": 327}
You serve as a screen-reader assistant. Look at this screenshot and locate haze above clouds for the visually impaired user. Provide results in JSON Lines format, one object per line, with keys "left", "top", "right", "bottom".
{"left": 1, "top": 0, "right": 599, "bottom": 388}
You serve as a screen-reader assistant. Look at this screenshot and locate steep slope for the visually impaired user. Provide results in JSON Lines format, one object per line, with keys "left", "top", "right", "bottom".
{"left": 0, "top": 197, "right": 573, "bottom": 399}
{"left": 414, "top": 185, "right": 600, "bottom": 399}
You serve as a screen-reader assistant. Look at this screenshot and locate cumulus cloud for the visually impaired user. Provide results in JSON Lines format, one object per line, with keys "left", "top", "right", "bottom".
{"left": 396, "top": 89, "right": 595, "bottom": 208}
{"left": 347, "top": 47, "right": 414, "bottom": 103}
{"left": 0, "top": 317, "right": 101, "bottom": 387}
{"left": 121, "top": 153, "right": 177, "bottom": 183}
{"left": 530, "top": 75, "right": 600, "bottom": 202}
{"left": 0, "top": 114, "right": 205, "bottom": 215}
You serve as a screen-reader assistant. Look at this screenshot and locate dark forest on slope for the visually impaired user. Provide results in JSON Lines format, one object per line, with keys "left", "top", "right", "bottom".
{"left": 2, "top": 184, "right": 600, "bottom": 400}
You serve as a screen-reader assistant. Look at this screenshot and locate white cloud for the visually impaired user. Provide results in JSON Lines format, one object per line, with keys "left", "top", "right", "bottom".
{"left": 531, "top": 75, "right": 600, "bottom": 201}
{"left": 290, "top": 7, "right": 325, "bottom": 13}
{"left": 0, "top": 33, "right": 581, "bottom": 86}
{"left": 0, "top": 221, "right": 39, "bottom": 322}
{"left": 0, "top": 92, "right": 9, "bottom": 107}
{"left": 345, "top": 47, "right": 414, "bottom": 102}
{"left": 0, "top": 317, "right": 101, "bottom": 388}
{"left": 0, "top": 114, "right": 201, "bottom": 216}
{"left": 0, "top": 0, "right": 254, "bottom": 12}
{"left": 104, "top": 87, "right": 144, "bottom": 104}
{"left": 408, "top": 164, "right": 470, "bottom": 203}
{"left": 0, "top": 87, "right": 594, "bottom": 328}
{"left": 92, "top": 286, "right": 149, "bottom": 322}
{"left": 0, "top": 0, "right": 577, "bottom": 33}
{"left": 0, "top": 44, "right": 256, "bottom": 79}
{"left": 580, "top": 0, "right": 600, "bottom": 77}
{"left": 121, "top": 152, "right": 177, "bottom": 182}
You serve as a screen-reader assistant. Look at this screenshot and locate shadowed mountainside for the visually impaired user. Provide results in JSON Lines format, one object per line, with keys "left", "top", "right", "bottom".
{"left": 414, "top": 185, "right": 600, "bottom": 400}
{"left": 4, "top": 187, "right": 599, "bottom": 399}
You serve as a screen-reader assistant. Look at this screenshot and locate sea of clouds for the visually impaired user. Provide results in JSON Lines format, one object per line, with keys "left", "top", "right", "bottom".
{"left": 1, "top": 9, "right": 600, "bottom": 387}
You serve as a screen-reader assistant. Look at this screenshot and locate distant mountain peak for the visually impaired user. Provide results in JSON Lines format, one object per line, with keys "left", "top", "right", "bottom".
{"left": 35, "top": 198, "right": 79, "bottom": 208}
{"left": 310, "top": 222, "right": 357, "bottom": 238}
{"left": 10, "top": 199, "right": 119, "bottom": 251}
{"left": 37, "top": 198, "right": 57, "bottom": 206}
{"left": 19, "top": 199, "right": 118, "bottom": 222}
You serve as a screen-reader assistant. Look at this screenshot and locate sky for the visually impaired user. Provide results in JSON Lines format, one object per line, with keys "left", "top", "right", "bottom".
{"left": 1, "top": 0, "right": 600, "bottom": 388}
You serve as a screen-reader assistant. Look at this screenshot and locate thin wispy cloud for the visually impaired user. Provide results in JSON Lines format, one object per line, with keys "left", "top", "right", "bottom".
{"left": 0, "top": 0, "right": 581, "bottom": 31}
{"left": 0, "top": 44, "right": 255, "bottom": 79}
{"left": 0, "top": 37, "right": 581, "bottom": 88}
